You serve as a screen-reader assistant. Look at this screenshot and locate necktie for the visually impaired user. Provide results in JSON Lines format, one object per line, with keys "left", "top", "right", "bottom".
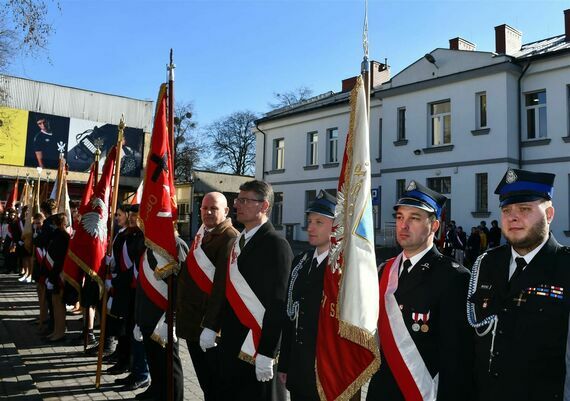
{"left": 239, "top": 235, "right": 245, "bottom": 251}
{"left": 510, "top": 257, "right": 527, "bottom": 283}
{"left": 400, "top": 259, "right": 412, "bottom": 283}
{"left": 308, "top": 257, "right": 318, "bottom": 274}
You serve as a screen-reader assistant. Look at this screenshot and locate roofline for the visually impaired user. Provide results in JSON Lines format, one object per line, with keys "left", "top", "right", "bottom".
{"left": 515, "top": 45, "right": 570, "bottom": 62}
{"left": 0, "top": 73, "right": 153, "bottom": 104}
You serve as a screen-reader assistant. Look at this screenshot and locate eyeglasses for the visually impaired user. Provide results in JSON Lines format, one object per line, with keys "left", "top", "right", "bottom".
{"left": 233, "top": 197, "right": 263, "bottom": 206}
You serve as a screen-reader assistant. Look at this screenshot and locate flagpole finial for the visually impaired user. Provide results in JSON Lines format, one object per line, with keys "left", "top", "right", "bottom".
{"left": 168, "top": 49, "right": 175, "bottom": 82}
{"left": 118, "top": 114, "right": 126, "bottom": 143}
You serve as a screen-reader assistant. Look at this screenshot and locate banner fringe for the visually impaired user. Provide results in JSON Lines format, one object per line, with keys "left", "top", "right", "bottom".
{"left": 67, "top": 249, "right": 104, "bottom": 300}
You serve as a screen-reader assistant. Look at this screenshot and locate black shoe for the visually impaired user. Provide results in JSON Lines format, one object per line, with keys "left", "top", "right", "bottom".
{"left": 135, "top": 385, "right": 153, "bottom": 400}
{"left": 106, "top": 362, "right": 129, "bottom": 375}
{"left": 103, "top": 350, "right": 119, "bottom": 363}
{"left": 115, "top": 374, "right": 135, "bottom": 386}
{"left": 121, "top": 377, "right": 150, "bottom": 392}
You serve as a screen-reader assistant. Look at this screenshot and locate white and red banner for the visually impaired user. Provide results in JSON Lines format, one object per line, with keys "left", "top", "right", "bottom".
{"left": 225, "top": 234, "right": 265, "bottom": 363}
{"left": 379, "top": 255, "right": 438, "bottom": 401}
{"left": 316, "top": 75, "right": 380, "bottom": 401}
{"left": 186, "top": 224, "right": 216, "bottom": 295}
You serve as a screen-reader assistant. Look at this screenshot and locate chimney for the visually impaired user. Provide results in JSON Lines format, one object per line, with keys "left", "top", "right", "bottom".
{"left": 564, "top": 8, "right": 570, "bottom": 42}
{"left": 449, "top": 37, "right": 476, "bottom": 51}
{"left": 370, "top": 60, "right": 390, "bottom": 87}
{"left": 495, "top": 24, "right": 522, "bottom": 55}
{"left": 341, "top": 76, "right": 358, "bottom": 92}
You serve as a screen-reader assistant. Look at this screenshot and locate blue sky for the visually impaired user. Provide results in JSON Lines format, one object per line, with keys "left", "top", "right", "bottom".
{"left": 8, "top": 0, "right": 568, "bottom": 129}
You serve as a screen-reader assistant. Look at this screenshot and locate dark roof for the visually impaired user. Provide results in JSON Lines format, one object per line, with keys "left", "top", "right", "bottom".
{"left": 514, "top": 34, "right": 570, "bottom": 59}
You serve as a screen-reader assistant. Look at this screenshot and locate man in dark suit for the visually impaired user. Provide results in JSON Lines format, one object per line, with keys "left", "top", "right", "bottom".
{"left": 278, "top": 190, "right": 335, "bottom": 401}
{"left": 218, "top": 180, "right": 293, "bottom": 401}
{"left": 468, "top": 168, "right": 570, "bottom": 401}
{"left": 177, "top": 192, "right": 239, "bottom": 401}
{"left": 367, "top": 180, "right": 472, "bottom": 401}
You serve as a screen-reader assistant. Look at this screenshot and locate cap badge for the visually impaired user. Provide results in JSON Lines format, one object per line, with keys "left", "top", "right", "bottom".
{"left": 505, "top": 169, "right": 518, "bottom": 184}
{"left": 406, "top": 181, "right": 417, "bottom": 191}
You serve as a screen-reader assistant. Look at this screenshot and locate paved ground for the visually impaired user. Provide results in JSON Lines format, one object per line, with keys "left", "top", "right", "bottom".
{"left": 0, "top": 272, "right": 204, "bottom": 401}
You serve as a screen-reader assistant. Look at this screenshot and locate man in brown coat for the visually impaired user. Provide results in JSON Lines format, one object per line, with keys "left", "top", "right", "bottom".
{"left": 177, "top": 192, "right": 238, "bottom": 401}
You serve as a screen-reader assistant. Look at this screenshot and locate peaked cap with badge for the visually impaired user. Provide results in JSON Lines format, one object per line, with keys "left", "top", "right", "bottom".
{"left": 494, "top": 168, "right": 555, "bottom": 207}
{"left": 394, "top": 180, "right": 447, "bottom": 219}
{"left": 305, "top": 189, "right": 336, "bottom": 219}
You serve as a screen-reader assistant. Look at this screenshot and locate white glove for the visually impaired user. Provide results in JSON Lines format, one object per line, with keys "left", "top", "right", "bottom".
{"left": 151, "top": 313, "right": 178, "bottom": 347}
{"left": 133, "top": 324, "right": 143, "bottom": 342}
{"left": 105, "top": 255, "right": 113, "bottom": 266}
{"left": 45, "top": 279, "right": 54, "bottom": 290}
{"left": 199, "top": 328, "right": 218, "bottom": 352}
{"left": 106, "top": 296, "right": 113, "bottom": 311}
{"left": 105, "top": 279, "right": 112, "bottom": 291}
{"left": 18, "top": 240, "right": 24, "bottom": 246}
{"left": 255, "top": 354, "right": 274, "bottom": 382}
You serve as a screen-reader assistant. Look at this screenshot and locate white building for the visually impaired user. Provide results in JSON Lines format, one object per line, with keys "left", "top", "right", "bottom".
{"left": 255, "top": 9, "right": 570, "bottom": 245}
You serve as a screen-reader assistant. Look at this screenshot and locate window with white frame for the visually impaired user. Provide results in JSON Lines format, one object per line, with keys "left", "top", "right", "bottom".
{"left": 430, "top": 100, "right": 451, "bottom": 146}
{"left": 427, "top": 176, "right": 451, "bottom": 194}
{"left": 525, "top": 91, "right": 547, "bottom": 139}
{"left": 307, "top": 131, "right": 318, "bottom": 166}
{"left": 378, "top": 118, "right": 383, "bottom": 160}
{"left": 273, "top": 138, "right": 285, "bottom": 170}
{"left": 396, "top": 179, "right": 406, "bottom": 201}
{"left": 271, "top": 192, "right": 283, "bottom": 227}
{"left": 326, "top": 128, "right": 338, "bottom": 163}
{"left": 397, "top": 107, "right": 406, "bottom": 140}
{"left": 476, "top": 92, "right": 487, "bottom": 128}
{"left": 304, "top": 189, "right": 317, "bottom": 227}
{"left": 476, "top": 173, "right": 488, "bottom": 211}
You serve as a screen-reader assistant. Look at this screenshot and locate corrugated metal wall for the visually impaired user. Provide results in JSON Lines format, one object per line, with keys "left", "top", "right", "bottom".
{"left": 0, "top": 74, "right": 153, "bottom": 131}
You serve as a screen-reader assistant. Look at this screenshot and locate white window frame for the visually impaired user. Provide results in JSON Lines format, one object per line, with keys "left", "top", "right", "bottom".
{"left": 273, "top": 138, "right": 285, "bottom": 170}
{"left": 429, "top": 100, "right": 451, "bottom": 146}
{"left": 326, "top": 128, "right": 338, "bottom": 163}
{"left": 525, "top": 90, "right": 547, "bottom": 139}
{"left": 476, "top": 173, "right": 488, "bottom": 212}
{"left": 272, "top": 192, "right": 283, "bottom": 227}
{"left": 476, "top": 92, "right": 487, "bottom": 129}
{"left": 307, "top": 131, "right": 318, "bottom": 166}
{"left": 397, "top": 107, "right": 406, "bottom": 140}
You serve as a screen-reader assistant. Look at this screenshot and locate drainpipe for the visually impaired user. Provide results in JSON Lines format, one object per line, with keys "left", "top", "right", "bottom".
{"left": 255, "top": 122, "right": 268, "bottom": 178}
{"left": 517, "top": 61, "right": 531, "bottom": 169}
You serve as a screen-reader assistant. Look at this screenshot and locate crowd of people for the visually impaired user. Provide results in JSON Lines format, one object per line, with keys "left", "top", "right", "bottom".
{"left": 1, "top": 169, "right": 569, "bottom": 401}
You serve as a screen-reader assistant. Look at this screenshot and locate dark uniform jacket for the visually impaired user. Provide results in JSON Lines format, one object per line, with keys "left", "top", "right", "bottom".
{"left": 177, "top": 218, "right": 238, "bottom": 341}
{"left": 470, "top": 234, "right": 570, "bottom": 401}
{"left": 278, "top": 249, "right": 326, "bottom": 400}
{"left": 218, "top": 221, "right": 293, "bottom": 389}
{"left": 134, "top": 236, "right": 188, "bottom": 336}
{"left": 46, "top": 228, "right": 71, "bottom": 291}
{"left": 367, "top": 245, "right": 473, "bottom": 401}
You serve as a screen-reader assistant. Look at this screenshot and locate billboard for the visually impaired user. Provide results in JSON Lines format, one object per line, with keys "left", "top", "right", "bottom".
{"left": 0, "top": 107, "right": 144, "bottom": 177}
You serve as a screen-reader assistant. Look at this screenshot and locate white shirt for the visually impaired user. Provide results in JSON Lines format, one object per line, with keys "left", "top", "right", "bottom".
{"left": 312, "top": 248, "right": 329, "bottom": 266}
{"left": 400, "top": 245, "right": 433, "bottom": 276}
{"left": 508, "top": 236, "right": 549, "bottom": 279}
{"left": 240, "top": 221, "right": 264, "bottom": 247}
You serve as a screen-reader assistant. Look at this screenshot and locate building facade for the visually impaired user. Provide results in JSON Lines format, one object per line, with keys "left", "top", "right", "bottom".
{"left": 255, "top": 9, "right": 570, "bottom": 245}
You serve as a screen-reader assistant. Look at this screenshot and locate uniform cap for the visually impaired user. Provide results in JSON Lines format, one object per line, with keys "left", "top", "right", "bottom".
{"left": 306, "top": 190, "right": 336, "bottom": 219}
{"left": 394, "top": 180, "right": 447, "bottom": 219}
{"left": 495, "top": 168, "right": 555, "bottom": 207}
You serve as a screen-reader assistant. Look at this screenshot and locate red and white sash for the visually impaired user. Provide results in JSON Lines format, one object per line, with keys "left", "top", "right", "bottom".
{"left": 225, "top": 234, "right": 265, "bottom": 363}
{"left": 35, "top": 247, "right": 45, "bottom": 265}
{"left": 378, "top": 253, "right": 438, "bottom": 401}
{"left": 186, "top": 225, "right": 216, "bottom": 295}
{"left": 139, "top": 250, "right": 168, "bottom": 311}
{"left": 45, "top": 251, "right": 54, "bottom": 271}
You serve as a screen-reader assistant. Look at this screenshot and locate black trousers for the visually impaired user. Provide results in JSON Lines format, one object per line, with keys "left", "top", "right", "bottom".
{"left": 219, "top": 358, "right": 285, "bottom": 401}
{"left": 187, "top": 339, "right": 220, "bottom": 401}
{"left": 143, "top": 333, "right": 183, "bottom": 401}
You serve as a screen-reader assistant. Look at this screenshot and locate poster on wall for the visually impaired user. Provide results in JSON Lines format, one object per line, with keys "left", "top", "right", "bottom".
{"left": 0, "top": 107, "right": 28, "bottom": 167}
{"left": 24, "top": 112, "right": 70, "bottom": 169}
{"left": 0, "top": 106, "right": 144, "bottom": 177}
{"left": 66, "top": 118, "right": 144, "bottom": 177}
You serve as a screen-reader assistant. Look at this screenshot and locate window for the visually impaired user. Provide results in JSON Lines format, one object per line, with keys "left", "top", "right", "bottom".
{"left": 272, "top": 192, "right": 283, "bottom": 227}
{"left": 378, "top": 118, "right": 383, "bottom": 160}
{"left": 567, "top": 86, "right": 570, "bottom": 136}
{"left": 273, "top": 138, "right": 285, "bottom": 170}
{"left": 326, "top": 128, "right": 338, "bottom": 163}
{"left": 476, "top": 92, "right": 487, "bottom": 128}
{"left": 325, "top": 188, "right": 337, "bottom": 198}
{"left": 430, "top": 100, "right": 451, "bottom": 146}
{"left": 397, "top": 108, "right": 406, "bottom": 140}
{"left": 396, "top": 179, "right": 406, "bottom": 201}
{"left": 476, "top": 173, "right": 488, "bottom": 212}
{"left": 304, "top": 190, "right": 317, "bottom": 227}
{"left": 307, "top": 132, "right": 318, "bottom": 166}
{"left": 525, "top": 91, "right": 547, "bottom": 139}
{"left": 427, "top": 176, "right": 451, "bottom": 194}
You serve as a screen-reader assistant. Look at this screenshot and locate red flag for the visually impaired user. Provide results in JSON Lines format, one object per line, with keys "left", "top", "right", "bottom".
{"left": 316, "top": 75, "right": 380, "bottom": 401}
{"left": 80, "top": 163, "right": 96, "bottom": 208}
{"left": 139, "top": 84, "right": 178, "bottom": 310}
{"left": 6, "top": 178, "right": 19, "bottom": 209}
{"left": 131, "top": 181, "right": 143, "bottom": 205}
{"left": 63, "top": 147, "right": 117, "bottom": 302}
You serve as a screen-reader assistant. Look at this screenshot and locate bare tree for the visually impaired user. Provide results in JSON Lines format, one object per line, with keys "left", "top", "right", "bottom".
{"left": 173, "top": 102, "right": 203, "bottom": 182}
{"left": 206, "top": 111, "right": 257, "bottom": 176}
{"left": 268, "top": 86, "right": 313, "bottom": 109}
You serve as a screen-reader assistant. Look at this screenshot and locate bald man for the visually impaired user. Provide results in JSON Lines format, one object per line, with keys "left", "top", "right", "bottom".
{"left": 177, "top": 192, "right": 239, "bottom": 401}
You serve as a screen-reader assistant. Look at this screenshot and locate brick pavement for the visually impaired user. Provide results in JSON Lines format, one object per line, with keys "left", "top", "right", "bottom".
{"left": 0, "top": 273, "right": 203, "bottom": 400}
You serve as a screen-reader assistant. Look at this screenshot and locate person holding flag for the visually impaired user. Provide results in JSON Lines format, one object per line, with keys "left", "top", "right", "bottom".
{"left": 218, "top": 179, "right": 293, "bottom": 401}
{"left": 278, "top": 190, "right": 336, "bottom": 401}
{"left": 176, "top": 191, "right": 238, "bottom": 401}
{"left": 367, "top": 181, "right": 473, "bottom": 401}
